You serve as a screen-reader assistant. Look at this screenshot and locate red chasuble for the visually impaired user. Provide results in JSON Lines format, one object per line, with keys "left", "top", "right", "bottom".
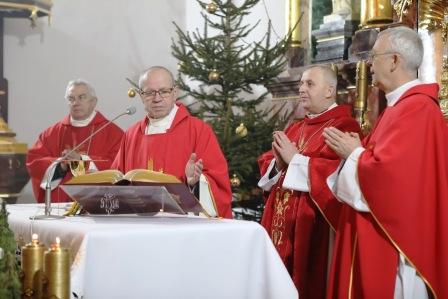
{"left": 111, "top": 103, "right": 232, "bottom": 219}
{"left": 26, "top": 112, "right": 124, "bottom": 203}
{"left": 327, "top": 84, "right": 448, "bottom": 299}
{"left": 258, "top": 105, "right": 360, "bottom": 298}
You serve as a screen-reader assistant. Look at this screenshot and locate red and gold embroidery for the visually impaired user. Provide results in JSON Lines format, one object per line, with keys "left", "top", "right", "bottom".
{"left": 271, "top": 188, "right": 291, "bottom": 246}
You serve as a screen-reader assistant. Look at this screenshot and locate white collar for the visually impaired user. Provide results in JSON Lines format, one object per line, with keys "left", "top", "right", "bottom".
{"left": 70, "top": 110, "right": 97, "bottom": 127}
{"left": 145, "top": 105, "right": 178, "bottom": 135}
{"left": 386, "top": 79, "right": 421, "bottom": 107}
{"left": 307, "top": 103, "right": 338, "bottom": 119}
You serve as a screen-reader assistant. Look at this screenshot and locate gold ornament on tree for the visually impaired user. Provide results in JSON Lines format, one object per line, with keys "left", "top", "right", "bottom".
{"left": 235, "top": 123, "right": 248, "bottom": 137}
{"left": 230, "top": 174, "right": 241, "bottom": 187}
{"left": 206, "top": 2, "right": 218, "bottom": 14}
{"left": 128, "top": 88, "right": 136, "bottom": 98}
{"left": 208, "top": 69, "right": 220, "bottom": 82}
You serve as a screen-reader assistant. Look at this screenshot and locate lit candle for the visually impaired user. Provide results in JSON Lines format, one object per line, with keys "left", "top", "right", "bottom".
{"left": 44, "top": 237, "right": 70, "bottom": 299}
{"left": 21, "top": 233, "right": 45, "bottom": 298}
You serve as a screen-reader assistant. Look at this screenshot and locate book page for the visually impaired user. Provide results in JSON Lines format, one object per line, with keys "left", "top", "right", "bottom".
{"left": 65, "top": 169, "right": 124, "bottom": 184}
{"left": 123, "top": 169, "right": 181, "bottom": 183}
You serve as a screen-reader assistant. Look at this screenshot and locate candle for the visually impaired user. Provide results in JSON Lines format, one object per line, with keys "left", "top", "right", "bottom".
{"left": 43, "top": 237, "right": 70, "bottom": 299}
{"left": 21, "top": 233, "right": 45, "bottom": 298}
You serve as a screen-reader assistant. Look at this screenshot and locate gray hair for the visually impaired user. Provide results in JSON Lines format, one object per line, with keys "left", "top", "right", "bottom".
{"left": 65, "top": 78, "right": 97, "bottom": 99}
{"left": 377, "top": 26, "right": 423, "bottom": 72}
{"left": 138, "top": 66, "right": 176, "bottom": 89}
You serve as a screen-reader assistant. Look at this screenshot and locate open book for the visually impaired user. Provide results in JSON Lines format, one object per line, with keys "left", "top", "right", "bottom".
{"left": 65, "top": 169, "right": 181, "bottom": 185}
{"left": 62, "top": 169, "right": 208, "bottom": 216}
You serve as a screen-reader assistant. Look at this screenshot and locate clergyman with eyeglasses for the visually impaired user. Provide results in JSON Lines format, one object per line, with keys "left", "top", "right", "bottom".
{"left": 323, "top": 26, "right": 448, "bottom": 298}
{"left": 26, "top": 79, "right": 124, "bottom": 203}
{"left": 111, "top": 66, "right": 232, "bottom": 218}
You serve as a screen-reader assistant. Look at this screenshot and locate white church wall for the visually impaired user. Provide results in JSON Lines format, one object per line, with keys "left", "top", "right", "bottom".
{"left": 5, "top": 0, "right": 284, "bottom": 203}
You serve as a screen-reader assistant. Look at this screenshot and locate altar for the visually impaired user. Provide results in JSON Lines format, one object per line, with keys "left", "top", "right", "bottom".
{"left": 7, "top": 204, "right": 298, "bottom": 299}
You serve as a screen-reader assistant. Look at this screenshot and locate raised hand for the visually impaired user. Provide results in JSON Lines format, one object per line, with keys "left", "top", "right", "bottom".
{"left": 185, "top": 153, "right": 203, "bottom": 186}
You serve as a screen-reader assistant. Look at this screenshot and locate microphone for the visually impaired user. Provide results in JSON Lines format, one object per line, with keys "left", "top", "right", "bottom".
{"left": 32, "top": 107, "right": 136, "bottom": 220}
{"left": 126, "top": 106, "right": 137, "bottom": 115}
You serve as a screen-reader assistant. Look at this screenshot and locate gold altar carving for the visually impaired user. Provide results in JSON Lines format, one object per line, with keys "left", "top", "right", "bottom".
{"left": 0, "top": 1, "right": 52, "bottom": 27}
{"left": 440, "top": 57, "right": 448, "bottom": 118}
{"left": 392, "top": 0, "right": 413, "bottom": 22}
{"left": 419, "top": 0, "right": 448, "bottom": 117}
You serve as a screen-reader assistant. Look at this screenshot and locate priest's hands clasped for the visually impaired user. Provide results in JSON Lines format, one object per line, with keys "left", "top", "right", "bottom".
{"left": 323, "top": 127, "right": 361, "bottom": 159}
{"left": 272, "top": 131, "right": 298, "bottom": 170}
{"left": 185, "top": 153, "right": 203, "bottom": 186}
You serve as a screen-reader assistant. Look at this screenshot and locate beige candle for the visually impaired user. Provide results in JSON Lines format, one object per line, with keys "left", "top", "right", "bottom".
{"left": 21, "top": 233, "right": 45, "bottom": 299}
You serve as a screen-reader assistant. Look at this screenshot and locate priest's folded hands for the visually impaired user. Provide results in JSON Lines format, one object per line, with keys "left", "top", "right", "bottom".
{"left": 323, "top": 127, "right": 361, "bottom": 159}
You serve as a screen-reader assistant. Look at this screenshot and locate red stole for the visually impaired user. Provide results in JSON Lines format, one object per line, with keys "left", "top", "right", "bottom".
{"left": 259, "top": 105, "right": 361, "bottom": 298}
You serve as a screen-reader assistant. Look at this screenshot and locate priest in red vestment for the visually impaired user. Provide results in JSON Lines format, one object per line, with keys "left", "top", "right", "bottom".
{"left": 26, "top": 79, "right": 124, "bottom": 203}
{"left": 258, "top": 66, "right": 360, "bottom": 298}
{"left": 111, "top": 66, "right": 232, "bottom": 218}
{"left": 324, "top": 26, "right": 448, "bottom": 299}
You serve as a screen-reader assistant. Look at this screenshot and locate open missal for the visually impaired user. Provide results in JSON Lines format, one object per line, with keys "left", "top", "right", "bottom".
{"left": 61, "top": 169, "right": 207, "bottom": 216}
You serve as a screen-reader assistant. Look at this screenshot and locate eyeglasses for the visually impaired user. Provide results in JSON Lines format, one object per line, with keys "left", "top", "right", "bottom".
{"left": 367, "top": 51, "right": 397, "bottom": 61}
{"left": 140, "top": 88, "right": 174, "bottom": 99}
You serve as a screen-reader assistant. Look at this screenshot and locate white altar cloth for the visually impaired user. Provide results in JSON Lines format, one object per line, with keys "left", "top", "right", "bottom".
{"left": 7, "top": 204, "right": 298, "bottom": 299}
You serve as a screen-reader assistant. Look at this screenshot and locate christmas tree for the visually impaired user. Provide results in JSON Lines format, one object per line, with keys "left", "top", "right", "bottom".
{"left": 0, "top": 201, "right": 21, "bottom": 299}
{"left": 172, "top": 0, "right": 292, "bottom": 210}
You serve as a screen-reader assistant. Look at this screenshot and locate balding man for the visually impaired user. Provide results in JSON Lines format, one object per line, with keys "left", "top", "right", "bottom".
{"left": 27, "top": 79, "right": 124, "bottom": 203}
{"left": 112, "top": 66, "right": 232, "bottom": 218}
{"left": 324, "top": 26, "right": 448, "bottom": 299}
{"left": 258, "top": 65, "right": 360, "bottom": 298}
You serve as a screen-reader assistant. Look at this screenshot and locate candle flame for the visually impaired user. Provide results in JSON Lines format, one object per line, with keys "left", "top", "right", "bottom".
{"left": 56, "top": 237, "right": 60, "bottom": 245}
{"left": 32, "top": 233, "right": 38, "bottom": 241}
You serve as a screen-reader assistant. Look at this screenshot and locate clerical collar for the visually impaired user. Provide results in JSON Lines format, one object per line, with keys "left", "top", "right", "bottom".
{"left": 70, "top": 110, "right": 97, "bottom": 127}
{"left": 307, "top": 103, "right": 337, "bottom": 119}
{"left": 386, "top": 79, "right": 421, "bottom": 107}
{"left": 145, "top": 105, "right": 178, "bottom": 135}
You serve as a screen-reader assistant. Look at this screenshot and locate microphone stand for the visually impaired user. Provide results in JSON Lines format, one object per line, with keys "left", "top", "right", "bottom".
{"left": 32, "top": 108, "right": 135, "bottom": 220}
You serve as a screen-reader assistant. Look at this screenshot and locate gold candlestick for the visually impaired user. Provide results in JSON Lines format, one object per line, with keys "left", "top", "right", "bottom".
{"left": 21, "top": 233, "right": 45, "bottom": 299}
{"left": 43, "top": 237, "right": 70, "bottom": 299}
{"left": 360, "top": 0, "right": 393, "bottom": 28}
{"left": 355, "top": 60, "right": 370, "bottom": 132}
{"left": 286, "top": 0, "right": 301, "bottom": 47}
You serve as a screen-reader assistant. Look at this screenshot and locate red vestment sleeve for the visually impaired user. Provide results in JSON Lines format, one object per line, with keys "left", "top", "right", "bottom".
{"left": 192, "top": 123, "right": 232, "bottom": 218}
{"left": 26, "top": 128, "right": 61, "bottom": 201}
